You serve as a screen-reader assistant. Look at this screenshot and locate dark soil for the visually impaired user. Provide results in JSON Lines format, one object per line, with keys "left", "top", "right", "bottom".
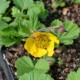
{"left": 1, "top": 0, "right": 80, "bottom": 80}
{"left": 3, "top": 38, "right": 80, "bottom": 80}
{"left": 50, "top": 39, "right": 80, "bottom": 80}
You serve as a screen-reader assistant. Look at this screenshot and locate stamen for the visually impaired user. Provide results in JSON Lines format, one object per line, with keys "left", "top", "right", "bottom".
{"left": 33, "top": 34, "right": 50, "bottom": 49}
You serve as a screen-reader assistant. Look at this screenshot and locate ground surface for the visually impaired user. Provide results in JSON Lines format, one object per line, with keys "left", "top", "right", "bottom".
{"left": 0, "top": 0, "right": 80, "bottom": 80}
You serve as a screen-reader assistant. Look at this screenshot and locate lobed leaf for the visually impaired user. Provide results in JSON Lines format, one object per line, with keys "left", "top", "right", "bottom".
{"left": 15, "top": 56, "right": 34, "bottom": 77}
{"left": 51, "top": 19, "right": 80, "bottom": 45}
{"left": 75, "top": 0, "right": 80, "bottom": 4}
{"left": 19, "top": 71, "right": 53, "bottom": 80}
{"left": 34, "top": 59, "right": 50, "bottom": 73}
{"left": 0, "top": 27, "right": 17, "bottom": 36}
{"left": 15, "top": 56, "right": 50, "bottom": 77}
{"left": 67, "top": 68, "right": 80, "bottom": 80}
{"left": 13, "top": 0, "right": 33, "bottom": 10}
{"left": 0, "top": 0, "right": 10, "bottom": 14}
{"left": 0, "top": 20, "right": 8, "bottom": 30}
{"left": 0, "top": 36, "right": 16, "bottom": 47}
{"left": 2, "top": 17, "right": 11, "bottom": 22}
{"left": 52, "top": 0, "right": 65, "bottom": 8}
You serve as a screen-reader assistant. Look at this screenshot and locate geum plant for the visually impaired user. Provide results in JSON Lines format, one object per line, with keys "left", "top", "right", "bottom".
{"left": 67, "top": 68, "right": 80, "bottom": 80}
{"left": 51, "top": 0, "right": 80, "bottom": 9}
{"left": 0, "top": 0, "right": 48, "bottom": 47}
{"left": 16, "top": 19, "right": 80, "bottom": 80}
{"left": 0, "top": 0, "right": 80, "bottom": 80}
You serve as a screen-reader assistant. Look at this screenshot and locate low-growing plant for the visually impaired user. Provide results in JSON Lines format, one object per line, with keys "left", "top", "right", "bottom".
{"left": 15, "top": 56, "right": 50, "bottom": 77}
{"left": 50, "top": 19, "right": 80, "bottom": 45}
{"left": 74, "top": 0, "right": 80, "bottom": 4}
{"left": 15, "top": 55, "right": 56, "bottom": 80}
{"left": 0, "top": 0, "right": 80, "bottom": 80}
{"left": 51, "top": 0, "right": 80, "bottom": 9}
{"left": 51, "top": 0, "right": 65, "bottom": 9}
{"left": 15, "top": 19, "right": 80, "bottom": 79}
{"left": 19, "top": 71, "right": 53, "bottom": 80}
{"left": 0, "top": 0, "right": 48, "bottom": 47}
{"left": 67, "top": 68, "right": 80, "bottom": 80}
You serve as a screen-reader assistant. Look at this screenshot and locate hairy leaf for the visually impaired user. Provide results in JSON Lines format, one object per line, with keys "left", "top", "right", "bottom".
{"left": 51, "top": 19, "right": 63, "bottom": 27}
{"left": 75, "top": 0, "right": 80, "bottom": 4}
{"left": 27, "top": 1, "right": 48, "bottom": 20}
{"left": 67, "top": 68, "right": 80, "bottom": 80}
{"left": 52, "top": 0, "right": 65, "bottom": 8}
{"left": 0, "top": 27, "right": 17, "bottom": 36}
{"left": 26, "top": 18, "right": 45, "bottom": 32}
{"left": 2, "top": 17, "right": 11, "bottom": 22}
{"left": 11, "top": 7, "right": 21, "bottom": 17}
{"left": 15, "top": 56, "right": 50, "bottom": 77}
{"left": 18, "top": 25, "right": 31, "bottom": 37}
{"left": 19, "top": 71, "right": 53, "bottom": 80}
{"left": 34, "top": 59, "right": 50, "bottom": 73}
{"left": 13, "top": 0, "right": 33, "bottom": 10}
{"left": 15, "top": 56, "right": 34, "bottom": 77}
{"left": 0, "top": 36, "right": 16, "bottom": 47}
{"left": 0, "top": 0, "right": 10, "bottom": 14}
{"left": 51, "top": 20, "right": 80, "bottom": 45}
{"left": 0, "top": 20, "right": 8, "bottom": 30}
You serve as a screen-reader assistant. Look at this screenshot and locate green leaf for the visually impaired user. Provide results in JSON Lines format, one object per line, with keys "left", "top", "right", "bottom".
{"left": 0, "top": 27, "right": 17, "bottom": 36}
{"left": 27, "top": 6, "right": 40, "bottom": 17}
{"left": 67, "top": 68, "right": 80, "bottom": 80}
{"left": 76, "top": 68, "right": 80, "bottom": 79}
{"left": 18, "top": 25, "right": 31, "bottom": 37}
{"left": 34, "top": 59, "right": 50, "bottom": 73}
{"left": 13, "top": 0, "right": 33, "bottom": 10}
{"left": 38, "top": 22, "right": 45, "bottom": 28}
{"left": 2, "top": 17, "right": 11, "bottom": 22}
{"left": 26, "top": 1, "right": 46, "bottom": 31}
{"left": 52, "top": 0, "right": 65, "bottom": 8}
{"left": 39, "top": 9, "right": 48, "bottom": 20}
{"left": 60, "top": 2, "right": 65, "bottom": 7}
{"left": 16, "top": 56, "right": 50, "bottom": 77}
{"left": 15, "top": 56, "right": 34, "bottom": 77}
{"left": 0, "top": 36, "right": 16, "bottom": 47}
{"left": 58, "top": 58, "right": 62, "bottom": 65}
{"left": 27, "top": 1, "right": 45, "bottom": 15}
{"left": 26, "top": 7, "right": 38, "bottom": 31}
{"left": 52, "top": 1, "right": 59, "bottom": 8}
{"left": 51, "top": 19, "right": 63, "bottom": 27}
{"left": 60, "top": 21, "right": 80, "bottom": 45}
{"left": 27, "top": 11, "right": 39, "bottom": 31}
{"left": 9, "top": 19, "right": 18, "bottom": 27}
{"left": 19, "top": 71, "right": 53, "bottom": 80}
{"left": 26, "top": 13, "right": 45, "bottom": 32}
{"left": 0, "top": 20, "right": 8, "bottom": 30}
{"left": 67, "top": 72, "right": 77, "bottom": 80}
{"left": 75, "top": 0, "right": 80, "bottom": 4}
{"left": 11, "top": 7, "right": 21, "bottom": 17}
{"left": 27, "top": 1, "right": 47, "bottom": 19}
{"left": 34, "top": 1, "right": 45, "bottom": 13}
{"left": 0, "top": 0, "right": 10, "bottom": 14}
{"left": 51, "top": 20, "right": 80, "bottom": 45}
{"left": 26, "top": 15, "right": 45, "bottom": 32}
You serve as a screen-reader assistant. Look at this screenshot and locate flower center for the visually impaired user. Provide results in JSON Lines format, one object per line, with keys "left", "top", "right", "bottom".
{"left": 33, "top": 34, "right": 50, "bottom": 49}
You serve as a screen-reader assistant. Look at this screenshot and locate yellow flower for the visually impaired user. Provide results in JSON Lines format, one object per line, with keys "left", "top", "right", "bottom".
{"left": 24, "top": 32, "right": 59, "bottom": 57}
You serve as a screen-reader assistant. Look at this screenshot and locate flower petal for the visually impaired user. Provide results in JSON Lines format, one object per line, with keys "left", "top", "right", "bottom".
{"left": 47, "top": 41, "right": 54, "bottom": 56}
{"left": 47, "top": 33, "right": 59, "bottom": 44}
{"left": 54, "top": 38, "right": 59, "bottom": 44}
{"left": 24, "top": 32, "right": 59, "bottom": 58}
{"left": 34, "top": 48, "right": 47, "bottom": 57}
{"left": 24, "top": 38, "right": 37, "bottom": 54}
